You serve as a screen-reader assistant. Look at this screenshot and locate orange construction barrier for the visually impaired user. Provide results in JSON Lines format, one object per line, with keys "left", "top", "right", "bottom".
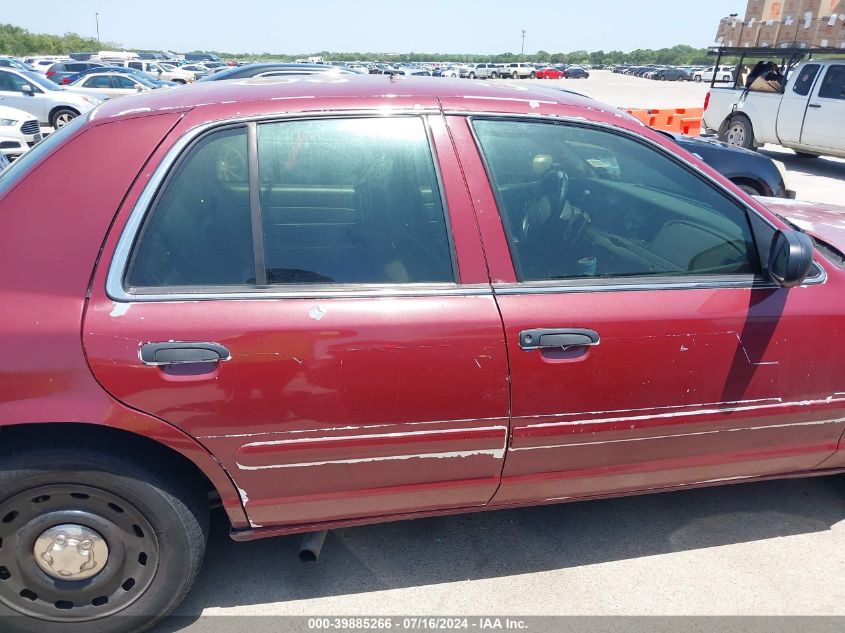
{"left": 624, "top": 107, "right": 704, "bottom": 136}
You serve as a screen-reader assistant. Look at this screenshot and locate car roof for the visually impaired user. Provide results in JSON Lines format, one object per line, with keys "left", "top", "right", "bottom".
{"left": 89, "top": 74, "right": 638, "bottom": 131}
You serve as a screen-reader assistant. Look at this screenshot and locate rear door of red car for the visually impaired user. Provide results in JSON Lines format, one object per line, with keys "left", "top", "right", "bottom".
{"left": 84, "top": 111, "right": 510, "bottom": 529}
{"left": 447, "top": 114, "right": 845, "bottom": 506}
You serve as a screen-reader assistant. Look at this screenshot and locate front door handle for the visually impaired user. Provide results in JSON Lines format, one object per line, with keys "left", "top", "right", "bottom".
{"left": 140, "top": 342, "right": 230, "bottom": 366}
{"left": 808, "top": 103, "right": 822, "bottom": 108}
{"left": 519, "top": 328, "right": 600, "bottom": 350}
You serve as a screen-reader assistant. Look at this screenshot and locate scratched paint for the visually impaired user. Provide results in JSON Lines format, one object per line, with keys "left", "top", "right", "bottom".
{"left": 109, "top": 303, "right": 130, "bottom": 318}
{"left": 517, "top": 396, "right": 845, "bottom": 431}
{"left": 236, "top": 448, "right": 507, "bottom": 470}
{"left": 239, "top": 425, "right": 509, "bottom": 449}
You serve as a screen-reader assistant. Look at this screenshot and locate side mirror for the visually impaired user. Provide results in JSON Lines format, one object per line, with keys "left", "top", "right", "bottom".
{"left": 840, "top": 86, "right": 845, "bottom": 99}
{"left": 768, "top": 229, "right": 814, "bottom": 288}
{"left": 136, "top": 85, "right": 144, "bottom": 92}
{"left": 20, "top": 84, "right": 34, "bottom": 94}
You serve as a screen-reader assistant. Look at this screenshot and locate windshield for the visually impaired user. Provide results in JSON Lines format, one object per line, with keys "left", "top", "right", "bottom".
{"left": 19, "top": 70, "right": 61, "bottom": 91}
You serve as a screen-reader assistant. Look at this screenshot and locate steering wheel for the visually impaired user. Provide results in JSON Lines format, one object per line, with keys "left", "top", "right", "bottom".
{"left": 521, "top": 169, "right": 569, "bottom": 243}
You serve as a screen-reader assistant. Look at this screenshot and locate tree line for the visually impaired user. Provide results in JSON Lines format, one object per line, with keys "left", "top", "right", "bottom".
{"left": 0, "top": 23, "right": 714, "bottom": 66}
{"left": 0, "top": 24, "right": 118, "bottom": 56}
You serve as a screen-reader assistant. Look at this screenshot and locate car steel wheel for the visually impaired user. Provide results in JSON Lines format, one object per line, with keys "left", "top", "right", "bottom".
{"left": 468, "top": 72, "right": 475, "bottom": 79}
{"left": 694, "top": 75, "right": 702, "bottom": 82}
{"left": 52, "top": 112, "right": 76, "bottom": 128}
{"left": 724, "top": 117, "right": 754, "bottom": 149}
{"left": 727, "top": 123, "right": 745, "bottom": 146}
{"left": 0, "top": 485, "right": 158, "bottom": 623}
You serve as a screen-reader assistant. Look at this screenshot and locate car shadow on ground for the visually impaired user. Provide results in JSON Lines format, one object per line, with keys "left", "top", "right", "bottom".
{"left": 149, "top": 473, "right": 845, "bottom": 630}
{"left": 761, "top": 147, "right": 845, "bottom": 183}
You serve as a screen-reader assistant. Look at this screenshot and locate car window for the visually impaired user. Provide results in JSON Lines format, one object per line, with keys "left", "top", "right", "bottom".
{"left": 0, "top": 70, "right": 17, "bottom": 91}
{"left": 127, "top": 117, "right": 454, "bottom": 290}
{"left": 16, "top": 70, "right": 59, "bottom": 91}
{"left": 793, "top": 64, "right": 820, "bottom": 96}
{"left": 129, "top": 62, "right": 142, "bottom": 70}
{"left": 112, "top": 75, "right": 137, "bottom": 89}
{"left": 0, "top": 70, "right": 38, "bottom": 92}
{"left": 84, "top": 75, "right": 112, "bottom": 89}
{"left": 256, "top": 117, "right": 453, "bottom": 284}
{"left": 127, "top": 128, "right": 253, "bottom": 288}
{"left": 818, "top": 64, "right": 845, "bottom": 100}
{"left": 472, "top": 119, "right": 759, "bottom": 282}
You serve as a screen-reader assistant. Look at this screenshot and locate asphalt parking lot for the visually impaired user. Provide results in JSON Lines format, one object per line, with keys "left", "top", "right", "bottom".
{"left": 149, "top": 69, "right": 845, "bottom": 631}
{"left": 156, "top": 476, "right": 845, "bottom": 630}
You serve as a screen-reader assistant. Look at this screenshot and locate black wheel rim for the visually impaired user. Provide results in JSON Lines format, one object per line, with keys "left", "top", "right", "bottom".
{"left": 0, "top": 485, "right": 159, "bottom": 622}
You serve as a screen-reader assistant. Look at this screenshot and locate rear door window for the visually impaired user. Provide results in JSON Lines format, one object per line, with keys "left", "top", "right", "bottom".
{"left": 125, "top": 117, "right": 454, "bottom": 290}
{"left": 256, "top": 117, "right": 453, "bottom": 284}
{"left": 83, "top": 75, "right": 111, "bottom": 89}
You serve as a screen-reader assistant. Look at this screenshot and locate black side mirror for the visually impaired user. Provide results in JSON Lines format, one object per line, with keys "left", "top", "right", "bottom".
{"left": 768, "top": 229, "right": 814, "bottom": 288}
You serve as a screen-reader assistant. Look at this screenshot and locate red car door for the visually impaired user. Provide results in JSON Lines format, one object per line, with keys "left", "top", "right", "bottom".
{"left": 449, "top": 115, "right": 845, "bottom": 506}
{"left": 84, "top": 113, "right": 510, "bottom": 529}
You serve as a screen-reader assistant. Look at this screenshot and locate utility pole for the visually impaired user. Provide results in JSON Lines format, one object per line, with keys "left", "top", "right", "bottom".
{"left": 520, "top": 29, "right": 526, "bottom": 56}
{"left": 95, "top": 13, "right": 100, "bottom": 45}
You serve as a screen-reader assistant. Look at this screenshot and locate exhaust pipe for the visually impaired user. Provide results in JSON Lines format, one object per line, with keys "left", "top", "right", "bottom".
{"left": 299, "top": 530, "right": 328, "bottom": 562}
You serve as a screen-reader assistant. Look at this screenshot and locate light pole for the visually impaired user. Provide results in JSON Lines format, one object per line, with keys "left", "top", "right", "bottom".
{"left": 95, "top": 13, "right": 100, "bottom": 45}
{"left": 520, "top": 29, "right": 526, "bottom": 56}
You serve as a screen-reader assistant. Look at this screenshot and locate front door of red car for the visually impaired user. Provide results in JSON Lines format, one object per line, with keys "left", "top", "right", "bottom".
{"left": 84, "top": 114, "right": 510, "bottom": 528}
{"left": 453, "top": 116, "right": 845, "bottom": 505}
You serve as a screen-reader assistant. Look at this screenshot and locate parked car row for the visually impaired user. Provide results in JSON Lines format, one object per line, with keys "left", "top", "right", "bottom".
{"left": 612, "top": 64, "right": 736, "bottom": 82}
{"left": 454, "top": 62, "right": 589, "bottom": 79}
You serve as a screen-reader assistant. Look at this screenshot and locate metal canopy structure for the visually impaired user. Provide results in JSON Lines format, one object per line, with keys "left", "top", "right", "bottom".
{"left": 706, "top": 45, "right": 845, "bottom": 90}
{"left": 707, "top": 42, "right": 845, "bottom": 90}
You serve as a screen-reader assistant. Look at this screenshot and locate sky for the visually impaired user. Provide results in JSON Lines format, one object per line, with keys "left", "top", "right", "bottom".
{"left": 4, "top": 1, "right": 745, "bottom": 55}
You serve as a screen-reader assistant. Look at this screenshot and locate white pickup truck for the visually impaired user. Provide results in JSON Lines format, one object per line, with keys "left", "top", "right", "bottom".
{"left": 703, "top": 59, "right": 845, "bottom": 158}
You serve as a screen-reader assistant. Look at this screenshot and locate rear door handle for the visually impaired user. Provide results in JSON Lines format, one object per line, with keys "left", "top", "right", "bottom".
{"left": 140, "top": 342, "right": 231, "bottom": 366}
{"left": 808, "top": 104, "right": 822, "bottom": 108}
{"left": 519, "top": 328, "right": 600, "bottom": 350}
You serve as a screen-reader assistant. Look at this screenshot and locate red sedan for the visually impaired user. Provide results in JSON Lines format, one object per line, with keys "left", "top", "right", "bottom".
{"left": 0, "top": 76, "right": 843, "bottom": 632}
{"left": 535, "top": 66, "right": 563, "bottom": 79}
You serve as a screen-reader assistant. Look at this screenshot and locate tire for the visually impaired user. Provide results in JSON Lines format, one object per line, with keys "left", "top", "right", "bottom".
{"left": 694, "top": 75, "right": 702, "bottom": 82}
{"left": 794, "top": 151, "right": 819, "bottom": 159}
{"left": 172, "top": 79, "right": 186, "bottom": 85}
{"left": 529, "top": 71, "right": 536, "bottom": 79}
{"left": 468, "top": 72, "right": 475, "bottom": 79}
{"left": 734, "top": 181, "right": 764, "bottom": 196}
{"left": 0, "top": 435, "right": 209, "bottom": 633}
{"left": 512, "top": 72, "right": 518, "bottom": 79}
{"left": 721, "top": 116, "right": 755, "bottom": 150}
{"left": 491, "top": 72, "right": 498, "bottom": 79}
{"left": 49, "top": 108, "right": 79, "bottom": 129}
